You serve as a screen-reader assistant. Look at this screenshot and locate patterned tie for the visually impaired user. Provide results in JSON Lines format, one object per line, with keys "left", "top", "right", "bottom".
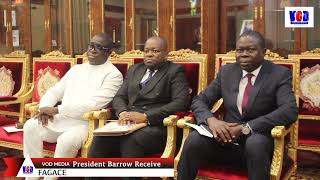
{"left": 140, "top": 70, "right": 154, "bottom": 88}
{"left": 242, "top": 73, "right": 254, "bottom": 114}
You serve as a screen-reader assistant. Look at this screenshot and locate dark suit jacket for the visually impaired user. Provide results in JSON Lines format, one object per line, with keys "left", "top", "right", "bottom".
{"left": 112, "top": 61, "right": 190, "bottom": 126}
{"left": 191, "top": 60, "right": 298, "bottom": 134}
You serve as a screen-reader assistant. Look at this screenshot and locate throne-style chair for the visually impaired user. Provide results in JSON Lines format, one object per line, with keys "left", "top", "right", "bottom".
{"left": 0, "top": 51, "right": 30, "bottom": 125}
{"left": 289, "top": 49, "right": 320, "bottom": 153}
{"left": 0, "top": 51, "right": 80, "bottom": 157}
{"left": 175, "top": 50, "right": 300, "bottom": 180}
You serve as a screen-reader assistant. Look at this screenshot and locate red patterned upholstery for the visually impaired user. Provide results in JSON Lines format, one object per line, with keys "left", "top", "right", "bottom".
{"left": 287, "top": 54, "right": 320, "bottom": 152}
{"left": 0, "top": 54, "right": 77, "bottom": 157}
{"left": 0, "top": 62, "right": 23, "bottom": 95}
{"left": 298, "top": 59, "right": 320, "bottom": 116}
{"left": 32, "top": 61, "right": 71, "bottom": 102}
{"left": 0, "top": 57, "right": 29, "bottom": 126}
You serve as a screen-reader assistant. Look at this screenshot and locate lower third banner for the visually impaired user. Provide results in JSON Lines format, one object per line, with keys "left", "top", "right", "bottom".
{"left": 4, "top": 157, "right": 174, "bottom": 177}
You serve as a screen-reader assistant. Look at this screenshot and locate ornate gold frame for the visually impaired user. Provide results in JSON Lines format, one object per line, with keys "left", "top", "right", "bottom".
{"left": 289, "top": 50, "right": 320, "bottom": 153}
{"left": 119, "top": 49, "right": 144, "bottom": 59}
{"left": 0, "top": 51, "right": 81, "bottom": 157}
{"left": 288, "top": 52, "right": 320, "bottom": 121}
{"left": 0, "top": 56, "right": 30, "bottom": 122}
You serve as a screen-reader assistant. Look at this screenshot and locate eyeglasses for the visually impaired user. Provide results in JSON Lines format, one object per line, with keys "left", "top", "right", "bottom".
{"left": 143, "top": 49, "right": 162, "bottom": 54}
{"left": 88, "top": 43, "right": 109, "bottom": 51}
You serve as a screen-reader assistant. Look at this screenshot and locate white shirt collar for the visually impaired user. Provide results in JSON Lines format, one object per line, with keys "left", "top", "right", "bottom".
{"left": 242, "top": 65, "right": 262, "bottom": 78}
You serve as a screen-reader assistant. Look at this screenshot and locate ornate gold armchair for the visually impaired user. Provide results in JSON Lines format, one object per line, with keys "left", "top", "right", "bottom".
{"left": 0, "top": 51, "right": 81, "bottom": 157}
{"left": 289, "top": 49, "right": 320, "bottom": 153}
{"left": 0, "top": 51, "right": 30, "bottom": 125}
{"left": 175, "top": 51, "right": 300, "bottom": 180}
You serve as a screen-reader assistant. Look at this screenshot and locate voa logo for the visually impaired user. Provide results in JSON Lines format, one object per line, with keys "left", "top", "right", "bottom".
{"left": 23, "top": 165, "right": 34, "bottom": 174}
{"left": 285, "top": 7, "right": 314, "bottom": 28}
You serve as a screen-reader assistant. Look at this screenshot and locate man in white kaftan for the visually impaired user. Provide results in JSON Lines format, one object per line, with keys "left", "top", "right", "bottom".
{"left": 23, "top": 33, "right": 123, "bottom": 162}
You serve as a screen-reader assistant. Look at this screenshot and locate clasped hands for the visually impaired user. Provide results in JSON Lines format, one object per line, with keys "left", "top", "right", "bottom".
{"left": 118, "top": 111, "right": 147, "bottom": 125}
{"left": 207, "top": 117, "right": 242, "bottom": 145}
{"left": 34, "top": 107, "right": 58, "bottom": 126}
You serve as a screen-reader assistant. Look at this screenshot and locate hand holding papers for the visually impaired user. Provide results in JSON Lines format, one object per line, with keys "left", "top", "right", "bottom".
{"left": 93, "top": 121, "right": 147, "bottom": 136}
{"left": 185, "top": 122, "right": 240, "bottom": 146}
{"left": 185, "top": 122, "right": 213, "bottom": 138}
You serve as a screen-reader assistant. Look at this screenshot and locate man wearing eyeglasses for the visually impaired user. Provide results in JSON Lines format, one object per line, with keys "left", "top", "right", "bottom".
{"left": 23, "top": 33, "right": 123, "bottom": 176}
{"left": 88, "top": 36, "right": 189, "bottom": 161}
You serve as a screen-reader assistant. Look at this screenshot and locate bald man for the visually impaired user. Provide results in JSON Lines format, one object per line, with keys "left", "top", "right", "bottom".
{"left": 88, "top": 36, "right": 189, "bottom": 159}
{"left": 23, "top": 33, "right": 123, "bottom": 164}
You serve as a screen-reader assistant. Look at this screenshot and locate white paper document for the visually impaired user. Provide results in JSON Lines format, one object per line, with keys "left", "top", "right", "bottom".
{"left": 94, "top": 121, "right": 132, "bottom": 133}
{"left": 185, "top": 122, "right": 213, "bottom": 138}
{"left": 3, "top": 126, "right": 23, "bottom": 133}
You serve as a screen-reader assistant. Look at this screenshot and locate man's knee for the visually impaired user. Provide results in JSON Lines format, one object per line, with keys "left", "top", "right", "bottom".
{"left": 183, "top": 131, "right": 205, "bottom": 152}
{"left": 23, "top": 118, "right": 40, "bottom": 133}
{"left": 245, "top": 133, "right": 273, "bottom": 158}
{"left": 57, "top": 133, "right": 83, "bottom": 150}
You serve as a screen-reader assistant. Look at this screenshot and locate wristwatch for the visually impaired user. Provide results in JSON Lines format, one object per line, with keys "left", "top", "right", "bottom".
{"left": 241, "top": 123, "right": 251, "bottom": 135}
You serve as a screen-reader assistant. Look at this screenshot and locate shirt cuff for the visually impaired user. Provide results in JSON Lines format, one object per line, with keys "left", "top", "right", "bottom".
{"left": 144, "top": 113, "right": 150, "bottom": 125}
{"left": 246, "top": 122, "right": 253, "bottom": 133}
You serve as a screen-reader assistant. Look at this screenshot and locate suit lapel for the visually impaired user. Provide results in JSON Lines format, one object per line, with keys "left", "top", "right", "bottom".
{"left": 139, "top": 62, "right": 169, "bottom": 95}
{"left": 231, "top": 65, "right": 243, "bottom": 118}
{"left": 130, "top": 65, "right": 147, "bottom": 103}
{"left": 244, "top": 61, "right": 270, "bottom": 115}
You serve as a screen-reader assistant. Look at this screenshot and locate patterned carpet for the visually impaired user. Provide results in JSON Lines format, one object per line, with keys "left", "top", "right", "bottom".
{"left": 0, "top": 147, "right": 319, "bottom": 179}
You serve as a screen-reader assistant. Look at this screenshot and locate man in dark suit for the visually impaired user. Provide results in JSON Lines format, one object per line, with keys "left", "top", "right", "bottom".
{"left": 177, "top": 31, "right": 298, "bottom": 180}
{"left": 88, "top": 36, "right": 189, "bottom": 159}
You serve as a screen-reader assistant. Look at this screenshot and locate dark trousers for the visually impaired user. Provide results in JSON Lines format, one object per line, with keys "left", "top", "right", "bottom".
{"left": 86, "top": 126, "right": 167, "bottom": 180}
{"left": 177, "top": 131, "right": 274, "bottom": 180}
{"left": 89, "top": 126, "right": 166, "bottom": 158}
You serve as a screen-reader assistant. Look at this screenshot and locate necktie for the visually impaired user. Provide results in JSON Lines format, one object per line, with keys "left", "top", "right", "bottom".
{"left": 140, "top": 70, "right": 154, "bottom": 88}
{"left": 242, "top": 73, "right": 254, "bottom": 114}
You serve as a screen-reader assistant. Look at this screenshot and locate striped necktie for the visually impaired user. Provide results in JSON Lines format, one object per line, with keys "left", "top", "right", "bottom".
{"left": 140, "top": 70, "right": 154, "bottom": 88}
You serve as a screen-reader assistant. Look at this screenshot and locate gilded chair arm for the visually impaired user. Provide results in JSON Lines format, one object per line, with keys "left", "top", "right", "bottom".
{"left": 177, "top": 116, "right": 195, "bottom": 128}
{"left": 81, "top": 110, "right": 105, "bottom": 158}
{"left": 174, "top": 116, "right": 195, "bottom": 177}
{"left": 25, "top": 102, "right": 39, "bottom": 110}
{"left": 83, "top": 109, "right": 112, "bottom": 128}
{"left": 271, "top": 125, "right": 292, "bottom": 138}
{"left": 270, "top": 125, "right": 293, "bottom": 180}
{"left": 212, "top": 98, "right": 223, "bottom": 113}
{"left": 161, "top": 115, "right": 179, "bottom": 159}
{"left": 28, "top": 105, "right": 40, "bottom": 117}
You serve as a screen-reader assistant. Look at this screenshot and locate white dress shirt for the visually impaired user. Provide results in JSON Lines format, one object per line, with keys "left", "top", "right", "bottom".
{"left": 236, "top": 65, "right": 262, "bottom": 115}
{"left": 140, "top": 69, "right": 158, "bottom": 83}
